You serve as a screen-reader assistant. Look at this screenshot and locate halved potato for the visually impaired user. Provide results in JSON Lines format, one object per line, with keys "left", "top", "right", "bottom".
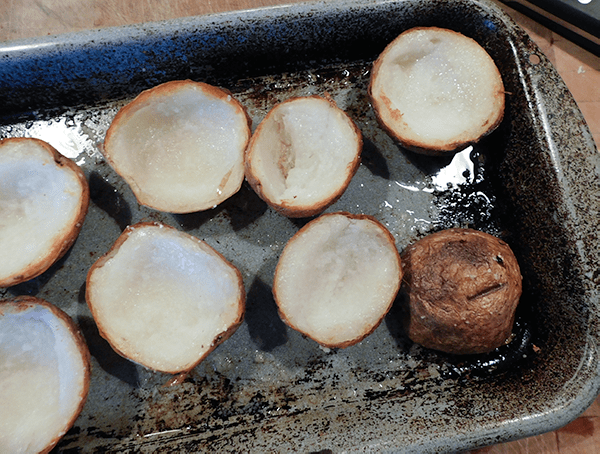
{"left": 401, "top": 228, "right": 522, "bottom": 355}
{"left": 245, "top": 95, "right": 362, "bottom": 218}
{"left": 369, "top": 27, "right": 505, "bottom": 155}
{"left": 273, "top": 212, "right": 401, "bottom": 348}
{"left": 103, "top": 80, "right": 251, "bottom": 213}
{"left": 0, "top": 138, "right": 89, "bottom": 287}
{"left": 86, "top": 222, "right": 245, "bottom": 373}
{"left": 0, "top": 296, "right": 91, "bottom": 454}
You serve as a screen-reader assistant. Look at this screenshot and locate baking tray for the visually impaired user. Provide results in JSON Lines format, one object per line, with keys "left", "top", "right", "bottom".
{"left": 1, "top": 0, "right": 599, "bottom": 452}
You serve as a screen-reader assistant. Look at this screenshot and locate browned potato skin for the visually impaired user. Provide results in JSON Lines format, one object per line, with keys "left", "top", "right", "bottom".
{"left": 401, "top": 228, "right": 522, "bottom": 355}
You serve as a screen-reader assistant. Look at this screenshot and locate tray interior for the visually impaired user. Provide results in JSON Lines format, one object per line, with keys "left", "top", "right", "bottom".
{"left": 1, "top": 0, "right": 599, "bottom": 452}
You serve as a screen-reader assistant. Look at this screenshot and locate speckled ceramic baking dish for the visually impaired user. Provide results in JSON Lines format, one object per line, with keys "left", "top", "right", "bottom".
{"left": 1, "top": 0, "right": 599, "bottom": 452}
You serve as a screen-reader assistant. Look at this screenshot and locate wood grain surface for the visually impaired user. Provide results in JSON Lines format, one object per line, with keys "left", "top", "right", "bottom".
{"left": 0, "top": 1, "right": 598, "bottom": 453}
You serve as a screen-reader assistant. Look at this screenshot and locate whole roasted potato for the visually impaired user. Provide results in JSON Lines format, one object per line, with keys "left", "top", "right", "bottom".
{"left": 401, "top": 228, "right": 522, "bottom": 355}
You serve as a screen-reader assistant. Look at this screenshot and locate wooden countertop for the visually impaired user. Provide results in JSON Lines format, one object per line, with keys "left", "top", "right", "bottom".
{"left": 1, "top": 1, "right": 598, "bottom": 453}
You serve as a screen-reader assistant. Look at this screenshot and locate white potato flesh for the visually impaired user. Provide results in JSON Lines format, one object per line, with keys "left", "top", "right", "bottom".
{"left": 86, "top": 223, "right": 244, "bottom": 373}
{"left": 274, "top": 213, "right": 401, "bottom": 347}
{"left": 0, "top": 139, "right": 87, "bottom": 285}
{"left": 104, "top": 81, "right": 250, "bottom": 213}
{"left": 0, "top": 299, "right": 89, "bottom": 454}
{"left": 370, "top": 27, "right": 504, "bottom": 150}
{"left": 246, "top": 96, "right": 361, "bottom": 214}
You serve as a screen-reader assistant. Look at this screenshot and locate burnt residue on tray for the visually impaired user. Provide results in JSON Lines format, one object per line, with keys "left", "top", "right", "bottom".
{"left": 442, "top": 313, "right": 537, "bottom": 379}
{"left": 387, "top": 285, "right": 538, "bottom": 381}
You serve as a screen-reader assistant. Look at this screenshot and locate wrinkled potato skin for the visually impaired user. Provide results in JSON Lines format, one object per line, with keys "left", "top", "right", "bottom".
{"left": 401, "top": 228, "right": 522, "bottom": 355}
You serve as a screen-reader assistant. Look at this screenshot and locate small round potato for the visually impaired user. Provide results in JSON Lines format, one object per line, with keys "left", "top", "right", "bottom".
{"left": 401, "top": 228, "right": 522, "bottom": 355}
{"left": 86, "top": 222, "right": 245, "bottom": 374}
{"left": 274, "top": 212, "right": 401, "bottom": 348}
{"left": 245, "top": 95, "right": 362, "bottom": 218}
{"left": 0, "top": 138, "right": 89, "bottom": 287}
{"left": 0, "top": 297, "right": 91, "bottom": 454}
{"left": 104, "top": 80, "right": 251, "bottom": 213}
{"left": 369, "top": 27, "right": 505, "bottom": 155}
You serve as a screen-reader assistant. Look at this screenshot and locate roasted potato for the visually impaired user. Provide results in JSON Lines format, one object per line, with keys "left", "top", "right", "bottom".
{"left": 401, "top": 228, "right": 522, "bottom": 354}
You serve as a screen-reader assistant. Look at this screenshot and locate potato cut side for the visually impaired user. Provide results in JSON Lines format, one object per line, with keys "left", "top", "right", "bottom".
{"left": 369, "top": 27, "right": 505, "bottom": 155}
{"left": 401, "top": 228, "right": 522, "bottom": 355}
{"left": 104, "top": 80, "right": 251, "bottom": 213}
{"left": 86, "top": 222, "right": 245, "bottom": 373}
{"left": 273, "top": 212, "right": 401, "bottom": 348}
{"left": 0, "top": 138, "right": 89, "bottom": 287}
{"left": 245, "top": 95, "right": 362, "bottom": 218}
{"left": 0, "top": 297, "right": 91, "bottom": 454}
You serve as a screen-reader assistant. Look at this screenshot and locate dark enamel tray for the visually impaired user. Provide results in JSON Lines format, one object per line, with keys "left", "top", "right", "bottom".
{"left": 1, "top": 0, "right": 599, "bottom": 452}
